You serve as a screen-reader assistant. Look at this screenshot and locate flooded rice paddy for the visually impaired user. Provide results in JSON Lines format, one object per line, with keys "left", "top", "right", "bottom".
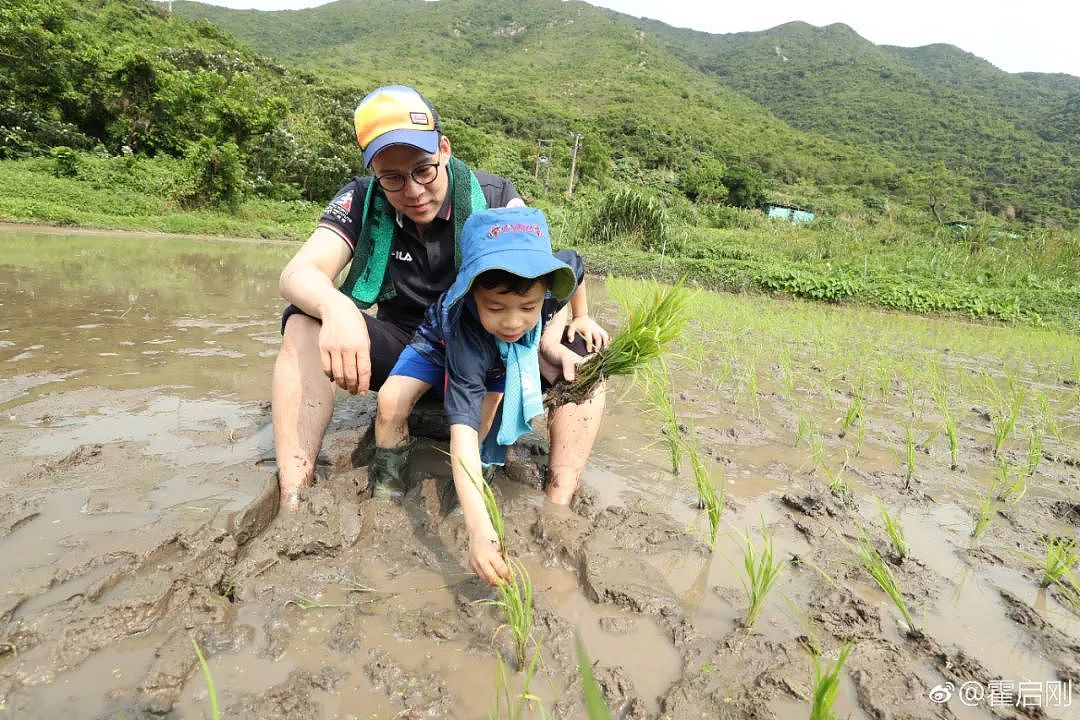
{"left": 0, "top": 225, "right": 1077, "bottom": 719}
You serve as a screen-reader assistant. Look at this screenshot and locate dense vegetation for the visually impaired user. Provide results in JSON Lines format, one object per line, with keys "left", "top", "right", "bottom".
{"left": 1, "top": 0, "right": 1077, "bottom": 329}
{"left": 633, "top": 18, "right": 1080, "bottom": 225}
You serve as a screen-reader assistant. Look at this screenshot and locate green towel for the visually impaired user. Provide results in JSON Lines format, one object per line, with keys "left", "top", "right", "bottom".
{"left": 338, "top": 156, "right": 488, "bottom": 309}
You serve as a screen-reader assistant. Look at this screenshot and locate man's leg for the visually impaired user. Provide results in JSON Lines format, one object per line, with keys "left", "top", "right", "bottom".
{"left": 273, "top": 309, "right": 412, "bottom": 512}
{"left": 272, "top": 313, "right": 335, "bottom": 513}
{"left": 546, "top": 384, "right": 606, "bottom": 504}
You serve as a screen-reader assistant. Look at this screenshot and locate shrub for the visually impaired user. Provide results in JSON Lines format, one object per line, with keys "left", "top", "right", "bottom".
{"left": 50, "top": 146, "right": 78, "bottom": 177}
{"left": 184, "top": 137, "right": 245, "bottom": 208}
{"left": 574, "top": 185, "right": 668, "bottom": 251}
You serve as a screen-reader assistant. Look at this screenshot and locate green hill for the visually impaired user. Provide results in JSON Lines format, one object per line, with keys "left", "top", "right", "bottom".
{"left": 172, "top": 0, "right": 921, "bottom": 211}
{"left": 630, "top": 17, "right": 1079, "bottom": 224}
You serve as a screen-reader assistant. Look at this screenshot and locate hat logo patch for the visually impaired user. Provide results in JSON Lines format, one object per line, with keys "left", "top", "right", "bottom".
{"left": 487, "top": 223, "right": 544, "bottom": 239}
{"left": 409, "top": 112, "right": 429, "bottom": 125}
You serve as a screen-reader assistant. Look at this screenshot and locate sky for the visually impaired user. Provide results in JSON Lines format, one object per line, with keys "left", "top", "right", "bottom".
{"left": 172, "top": 0, "right": 1079, "bottom": 77}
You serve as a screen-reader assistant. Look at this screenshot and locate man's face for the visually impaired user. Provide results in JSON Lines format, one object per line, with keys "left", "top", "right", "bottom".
{"left": 472, "top": 281, "right": 547, "bottom": 344}
{"left": 369, "top": 135, "right": 452, "bottom": 228}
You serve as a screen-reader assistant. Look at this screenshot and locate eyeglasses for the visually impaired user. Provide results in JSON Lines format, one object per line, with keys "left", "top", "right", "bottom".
{"left": 373, "top": 153, "right": 442, "bottom": 192}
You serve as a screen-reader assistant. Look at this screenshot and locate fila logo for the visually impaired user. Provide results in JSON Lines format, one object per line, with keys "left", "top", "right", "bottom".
{"left": 392, "top": 250, "right": 414, "bottom": 262}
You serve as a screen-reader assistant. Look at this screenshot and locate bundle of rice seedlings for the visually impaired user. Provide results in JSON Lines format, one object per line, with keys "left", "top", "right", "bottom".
{"left": 546, "top": 279, "right": 691, "bottom": 408}
{"left": 993, "top": 460, "right": 1027, "bottom": 504}
{"left": 809, "top": 642, "right": 854, "bottom": 720}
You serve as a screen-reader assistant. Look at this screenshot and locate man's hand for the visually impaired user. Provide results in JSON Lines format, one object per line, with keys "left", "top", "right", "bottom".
{"left": 469, "top": 530, "right": 511, "bottom": 586}
{"left": 565, "top": 314, "right": 610, "bottom": 354}
{"left": 318, "top": 296, "right": 372, "bottom": 394}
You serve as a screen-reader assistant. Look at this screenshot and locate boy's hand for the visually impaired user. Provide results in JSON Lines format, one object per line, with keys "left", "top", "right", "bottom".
{"left": 469, "top": 530, "right": 511, "bottom": 586}
{"left": 541, "top": 343, "right": 585, "bottom": 383}
{"left": 566, "top": 314, "right": 610, "bottom": 354}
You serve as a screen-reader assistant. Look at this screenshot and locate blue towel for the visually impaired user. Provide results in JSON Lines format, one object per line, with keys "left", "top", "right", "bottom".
{"left": 480, "top": 322, "right": 543, "bottom": 466}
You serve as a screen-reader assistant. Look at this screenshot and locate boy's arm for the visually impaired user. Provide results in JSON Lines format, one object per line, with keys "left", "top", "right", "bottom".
{"left": 540, "top": 306, "right": 584, "bottom": 382}
{"left": 449, "top": 425, "right": 510, "bottom": 586}
{"left": 563, "top": 267, "right": 609, "bottom": 354}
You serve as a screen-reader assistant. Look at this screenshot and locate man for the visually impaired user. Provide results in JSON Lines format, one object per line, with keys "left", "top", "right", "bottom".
{"left": 272, "top": 85, "right": 525, "bottom": 512}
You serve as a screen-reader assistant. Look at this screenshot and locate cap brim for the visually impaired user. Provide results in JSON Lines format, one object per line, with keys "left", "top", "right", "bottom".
{"left": 446, "top": 250, "right": 577, "bottom": 308}
{"left": 362, "top": 129, "right": 440, "bottom": 166}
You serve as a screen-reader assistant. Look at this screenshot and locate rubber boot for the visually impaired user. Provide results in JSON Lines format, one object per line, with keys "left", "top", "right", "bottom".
{"left": 370, "top": 439, "right": 415, "bottom": 501}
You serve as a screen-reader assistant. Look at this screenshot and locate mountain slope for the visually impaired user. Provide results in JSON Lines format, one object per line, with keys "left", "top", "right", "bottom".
{"left": 631, "top": 17, "right": 1078, "bottom": 222}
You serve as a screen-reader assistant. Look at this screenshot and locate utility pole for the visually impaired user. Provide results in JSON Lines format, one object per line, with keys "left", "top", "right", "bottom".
{"left": 566, "top": 132, "right": 582, "bottom": 199}
{"left": 534, "top": 138, "right": 552, "bottom": 179}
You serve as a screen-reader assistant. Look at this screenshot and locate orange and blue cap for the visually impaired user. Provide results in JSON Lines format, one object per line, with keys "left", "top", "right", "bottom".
{"left": 353, "top": 85, "right": 441, "bottom": 167}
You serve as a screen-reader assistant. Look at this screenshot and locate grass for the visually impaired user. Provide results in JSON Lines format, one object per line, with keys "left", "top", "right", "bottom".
{"left": 739, "top": 524, "right": 787, "bottom": 629}
{"left": 685, "top": 432, "right": 724, "bottom": 547}
{"left": 189, "top": 634, "right": 220, "bottom": 720}
{"left": 876, "top": 500, "right": 908, "bottom": 561}
{"left": 855, "top": 531, "right": 920, "bottom": 637}
{"left": 546, "top": 278, "right": 691, "bottom": 407}
{"left": 809, "top": 642, "right": 854, "bottom": 720}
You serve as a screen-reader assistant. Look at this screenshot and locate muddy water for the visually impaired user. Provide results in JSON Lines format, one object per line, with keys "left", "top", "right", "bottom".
{"left": 1, "top": 225, "right": 1078, "bottom": 719}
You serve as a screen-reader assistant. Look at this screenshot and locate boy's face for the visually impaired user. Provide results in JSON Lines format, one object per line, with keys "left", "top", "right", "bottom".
{"left": 369, "top": 135, "right": 452, "bottom": 228}
{"left": 472, "top": 281, "right": 547, "bottom": 344}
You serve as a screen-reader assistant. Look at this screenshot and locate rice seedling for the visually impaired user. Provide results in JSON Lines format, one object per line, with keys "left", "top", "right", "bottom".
{"left": 645, "top": 366, "right": 682, "bottom": 474}
{"left": 855, "top": 531, "right": 920, "bottom": 636}
{"left": 468, "top": 463, "right": 506, "bottom": 556}
{"left": 685, "top": 433, "right": 724, "bottom": 547}
{"left": 491, "top": 637, "right": 547, "bottom": 720}
{"left": 876, "top": 500, "right": 908, "bottom": 561}
{"left": 838, "top": 391, "right": 863, "bottom": 440}
{"left": 481, "top": 557, "right": 536, "bottom": 672}
{"left": 903, "top": 422, "right": 917, "bottom": 488}
{"left": 970, "top": 488, "right": 996, "bottom": 540}
{"left": 1035, "top": 391, "right": 1064, "bottom": 443}
{"left": 745, "top": 356, "right": 761, "bottom": 419}
{"left": 809, "top": 642, "right": 854, "bottom": 720}
{"left": 794, "top": 415, "right": 812, "bottom": 448}
{"left": 1025, "top": 425, "right": 1043, "bottom": 477}
{"left": 993, "top": 460, "right": 1027, "bottom": 504}
{"left": 1041, "top": 537, "right": 1078, "bottom": 589}
{"left": 875, "top": 361, "right": 893, "bottom": 400}
{"left": 822, "top": 450, "right": 851, "bottom": 501}
{"left": 546, "top": 279, "right": 690, "bottom": 408}
{"left": 575, "top": 635, "right": 614, "bottom": 720}
{"left": 189, "top": 634, "right": 220, "bottom": 720}
{"left": 988, "top": 375, "right": 1024, "bottom": 457}
{"left": 739, "top": 524, "right": 787, "bottom": 629}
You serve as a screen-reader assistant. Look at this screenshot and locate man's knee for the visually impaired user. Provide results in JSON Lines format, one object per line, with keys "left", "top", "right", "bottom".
{"left": 280, "top": 313, "right": 320, "bottom": 359}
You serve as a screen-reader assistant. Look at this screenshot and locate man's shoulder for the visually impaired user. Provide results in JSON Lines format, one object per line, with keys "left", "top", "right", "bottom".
{"left": 471, "top": 170, "right": 521, "bottom": 209}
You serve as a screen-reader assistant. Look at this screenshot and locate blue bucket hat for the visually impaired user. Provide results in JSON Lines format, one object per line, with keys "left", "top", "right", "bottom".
{"left": 445, "top": 207, "right": 577, "bottom": 308}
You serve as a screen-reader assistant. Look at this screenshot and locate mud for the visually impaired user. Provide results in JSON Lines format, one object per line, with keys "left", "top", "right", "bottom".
{"left": 1, "top": 226, "right": 1078, "bottom": 719}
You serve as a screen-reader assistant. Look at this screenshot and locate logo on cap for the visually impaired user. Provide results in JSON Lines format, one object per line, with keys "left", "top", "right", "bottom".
{"left": 487, "top": 223, "right": 544, "bottom": 239}
{"left": 409, "top": 112, "right": 429, "bottom": 125}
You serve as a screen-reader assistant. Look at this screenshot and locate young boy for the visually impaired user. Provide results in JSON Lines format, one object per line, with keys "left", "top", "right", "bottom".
{"left": 371, "top": 207, "right": 607, "bottom": 585}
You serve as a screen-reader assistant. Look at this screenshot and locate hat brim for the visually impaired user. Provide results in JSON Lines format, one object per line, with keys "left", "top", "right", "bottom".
{"left": 446, "top": 250, "right": 577, "bottom": 309}
{"left": 362, "top": 129, "right": 440, "bottom": 166}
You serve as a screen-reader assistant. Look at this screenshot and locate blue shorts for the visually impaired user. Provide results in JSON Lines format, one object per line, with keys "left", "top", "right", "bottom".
{"left": 390, "top": 346, "right": 506, "bottom": 397}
